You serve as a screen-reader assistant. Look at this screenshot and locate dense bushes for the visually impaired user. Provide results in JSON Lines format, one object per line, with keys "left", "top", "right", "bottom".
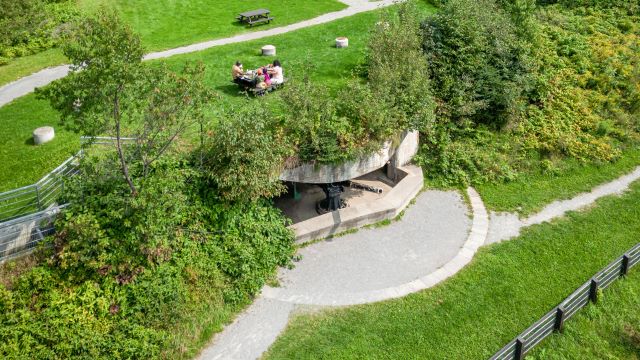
{"left": 415, "top": 0, "right": 640, "bottom": 186}
{"left": 0, "top": 0, "right": 78, "bottom": 64}
{"left": 1, "top": 10, "right": 295, "bottom": 358}
{"left": 421, "top": 0, "right": 531, "bottom": 128}
{"left": 0, "top": 155, "right": 295, "bottom": 358}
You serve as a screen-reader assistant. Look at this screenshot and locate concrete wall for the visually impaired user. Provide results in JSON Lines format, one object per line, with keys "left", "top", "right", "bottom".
{"left": 279, "top": 131, "right": 419, "bottom": 184}
{"left": 290, "top": 165, "right": 424, "bottom": 243}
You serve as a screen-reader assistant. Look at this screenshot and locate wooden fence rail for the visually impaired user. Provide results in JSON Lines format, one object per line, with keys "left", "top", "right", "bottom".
{"left": 491, "top": 242, "right": 640, "bottom": 360}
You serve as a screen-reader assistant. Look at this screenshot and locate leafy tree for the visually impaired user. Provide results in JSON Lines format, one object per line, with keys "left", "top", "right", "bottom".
{"left": 421, "top": 0, "right": 532, "bottom": 128}
{"left": 367, "top": 1, "right": 436, "bottom": 132}
{"left": 38, "top": 10, "right": 213, "bottom": 195}
{"left": 201, "top": 104, "right": 291, "bottom": 203}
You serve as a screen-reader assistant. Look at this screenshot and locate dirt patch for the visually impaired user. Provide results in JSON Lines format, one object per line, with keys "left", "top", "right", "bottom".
{"left": 0, "top": 254, "right": 38, "bottom": 289}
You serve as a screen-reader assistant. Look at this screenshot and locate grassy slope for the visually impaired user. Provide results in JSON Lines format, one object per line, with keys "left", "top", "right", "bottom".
{"left": 0, "top": 95, "right": 79, "bottom": 192}
{"left": 0, "top": 4, "right": 438, "bottom": 191}
{"left": 528, "top": 270, "right": 640, "bottom": 360}
{"left": 265, "top": 182, "right": 640, "bottom": 359}
{"left": 477, "top": 148, "right": 640, "bottom": 216}
{"left": 76, "top": 0, "right": 348, "bottom": 51}
{"left": 0, "top": 49, "right": 67, "bottom": 88}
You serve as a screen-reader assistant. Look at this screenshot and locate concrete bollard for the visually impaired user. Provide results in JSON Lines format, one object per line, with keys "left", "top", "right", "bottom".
{"left": 262, "top": 45, "right": 276, "bottom": 56}
{"left": 336, "top": 37, "right": 349, "bottom": 48}
{"left": 33, "top": 126, "right": 55, "bottom": 145}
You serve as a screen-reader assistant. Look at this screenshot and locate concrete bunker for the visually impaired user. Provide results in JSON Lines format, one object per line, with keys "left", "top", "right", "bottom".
{"left": 274, "top": 131, "right": 423, "bottom": 242}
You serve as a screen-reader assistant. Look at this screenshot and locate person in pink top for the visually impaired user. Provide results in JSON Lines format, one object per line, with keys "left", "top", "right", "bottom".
{"left": 268, "top": 60, "right": 284, "bottom": 85}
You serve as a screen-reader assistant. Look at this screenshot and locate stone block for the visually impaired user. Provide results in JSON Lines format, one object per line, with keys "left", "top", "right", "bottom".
{"left": 336, "top": 37, "right": 349, "bottom": 48}
{"left": 262, "top": 45, "right": 276, "bottom": 56}
{"left": 33, "top": 126, "right": 55, "bottom": 145}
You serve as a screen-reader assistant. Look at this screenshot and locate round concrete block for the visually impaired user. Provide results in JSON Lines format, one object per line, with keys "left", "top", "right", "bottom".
{"left": 336, "top": 37, "right": 349, "bottom": 48}
{"left": 33, "top": 126, "right": 55, "bottom": 145}
{"left": 262, "top": 45, "right": 276, "bottom": 56}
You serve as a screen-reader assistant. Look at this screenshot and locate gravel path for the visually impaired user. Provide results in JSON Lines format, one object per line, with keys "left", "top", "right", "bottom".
{"left": 0, "top": 0, "right": 397, "bottom": 108}
{"left": 197, "top": 188, "right": 489, "bottom": 359}
{"left": 487, "top": 165, "right": 640, "bottom": 243}
{"left": 200, "top": 166, "right": 640, "bottom": 360}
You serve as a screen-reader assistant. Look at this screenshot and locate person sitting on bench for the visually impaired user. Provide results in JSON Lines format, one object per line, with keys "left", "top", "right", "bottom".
{"left": 268, "top": 59, "right": 284, "bottom": 85}
{"left": 255, "top": 68, "right": 268, "bottom": 89}
{"left": 232, "top": 61, "right": 244, "bottom": 81}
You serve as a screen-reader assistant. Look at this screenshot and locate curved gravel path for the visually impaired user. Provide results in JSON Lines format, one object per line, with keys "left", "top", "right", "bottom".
{"left": 197, "top": 188, "right": 489, "bottom": 360}
{"left": 198, "top": 165, "right": 640, "bottom": 360}
{"left": 487, "top": 165, "right": 640, "bottom": 244}
{"left": 0, "top": 0, "right": 398, "bottom": 108}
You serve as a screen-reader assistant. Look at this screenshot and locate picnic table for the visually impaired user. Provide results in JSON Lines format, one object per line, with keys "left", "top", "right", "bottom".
{"left": 236, "top": 9, "right": 274, "bottom": 27}
{"left": 233, "top": 69, "right": 287, "bottom": 96}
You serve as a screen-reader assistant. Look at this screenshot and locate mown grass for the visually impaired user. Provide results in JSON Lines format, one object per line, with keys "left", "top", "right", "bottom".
{"left": 76, "top": 0, "right": 348, "bottom": 51}
{"left": 0, "top": 95, "right": 79, "bottom": 192}
{"left": 264, "top": 182, "right": 640, "bottom": 359}
{"left": 477, "top": 147, "right": 640, "bottom": 216}
{"left": 528, "top": 269, "right": 640, "bottom": 360}
{"left": 0, "top": 3, "right": 437, "bottom": 191}
{"left": 0, "top": 1, "right": 346, "bottom": 87}
{"left": 0, "top": 49, "right": 67, "bottom": 87}
{"left": 159, "top": 2, "right": 438, "bottom": 98}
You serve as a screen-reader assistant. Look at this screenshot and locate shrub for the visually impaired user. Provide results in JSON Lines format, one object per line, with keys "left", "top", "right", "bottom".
{"left": 0, "top": 0, "right": 79, "bottom": 61}
{"left": 201, "top": 104, "right": 291, "bottom": 203}
{"left": 421, "top": 0, "right": 532, "bottom": 128}
{"left": 0, "top": 154, "right": 295, "bottom": 359}
{"left": 367, "top": 1, "right": 436, "bottom": 132}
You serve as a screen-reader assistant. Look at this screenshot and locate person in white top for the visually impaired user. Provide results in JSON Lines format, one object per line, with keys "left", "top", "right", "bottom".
{"left": 269, "top": 59, "right": 284, "bottom": 85}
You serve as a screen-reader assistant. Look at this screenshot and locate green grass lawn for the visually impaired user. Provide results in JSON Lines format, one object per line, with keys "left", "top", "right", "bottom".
{"left": 0, "top": 95, "right": 79, "bottom": 192}
{"left": 0, "top": 2, "right": 437, "bottom": 191}
{"left": 159, "top": 7, "right": 388, "bottom": 103}
{"left": 528, "top": 270, "right": 640, "bottom": 360}
{"left": 264, "top": 182, "right": 640, "bottom": 359}
{"left": 0, "top": 49, "right": 67, "bottom": 87}
{"left": 0, "top": 0, "right": 346, "bottom": 87}
{"left": 477, "top": 147, "right": 640, "bottom": 216}
{"left": 77, "top": 0, "right": 348, "bottom": 51}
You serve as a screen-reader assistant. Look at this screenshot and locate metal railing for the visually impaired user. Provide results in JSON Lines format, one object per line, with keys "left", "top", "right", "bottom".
{"left": 0, "top": 205, "right": 67, "bottom": 262}
{"left": 491, "top": 242, "right": 640, "bottom": 360}
{"left": 0, "top": 136, "right": 137, "bottom": 224}
{"left": 0, "top": 152, "right": 81, "bottom": 222}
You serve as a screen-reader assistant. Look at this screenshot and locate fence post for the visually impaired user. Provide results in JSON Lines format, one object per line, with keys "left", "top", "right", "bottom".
{"left": 554, "top": 306, "right": 566, "bottom": 332}
{"left": 589, "top": 278, "right": 599, "bottom": 303}
{"left": 515, "top": 337, "right": 525, "bottom": 360}
{"left": 35, "top": 185, "right": 41, "bottom": 211}
{"left": 621, "top": 254, "right": 631, "bottom": 276}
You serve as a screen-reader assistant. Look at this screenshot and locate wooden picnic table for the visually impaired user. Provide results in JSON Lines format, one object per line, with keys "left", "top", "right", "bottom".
{"left": 236, "top": 9, "right": 274, "bottom": 27}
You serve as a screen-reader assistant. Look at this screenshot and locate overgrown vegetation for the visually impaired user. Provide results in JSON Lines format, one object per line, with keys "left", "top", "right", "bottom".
{"left": 415, "top": 0, "right": 640, "bottom": 187}
{"left": 0, "top": 0, "right": 78, "bottom": 65}
{"left": 252, "top": 3, "right": 436, "bottom": 166}
{"left": 0, "top": 13, "right": 296, "bottom": 358}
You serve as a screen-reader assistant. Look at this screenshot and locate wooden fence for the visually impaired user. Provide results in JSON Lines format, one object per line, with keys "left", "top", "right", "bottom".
{"left": 491, "top": 242, "right": 640, "bottom": 359}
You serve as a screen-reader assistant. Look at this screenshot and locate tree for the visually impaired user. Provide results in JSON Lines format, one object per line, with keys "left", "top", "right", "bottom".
{"left": 421, "top": 0, "right": 532, "bottom": 128}
{"left": 37, "top": 10, "right": 213, "bottom": 195}
{"left": 367, "top": 1, "right": 436, "bottom": 132}
{"left": 201, "top": 104, "right": 291, "bottom": 203}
